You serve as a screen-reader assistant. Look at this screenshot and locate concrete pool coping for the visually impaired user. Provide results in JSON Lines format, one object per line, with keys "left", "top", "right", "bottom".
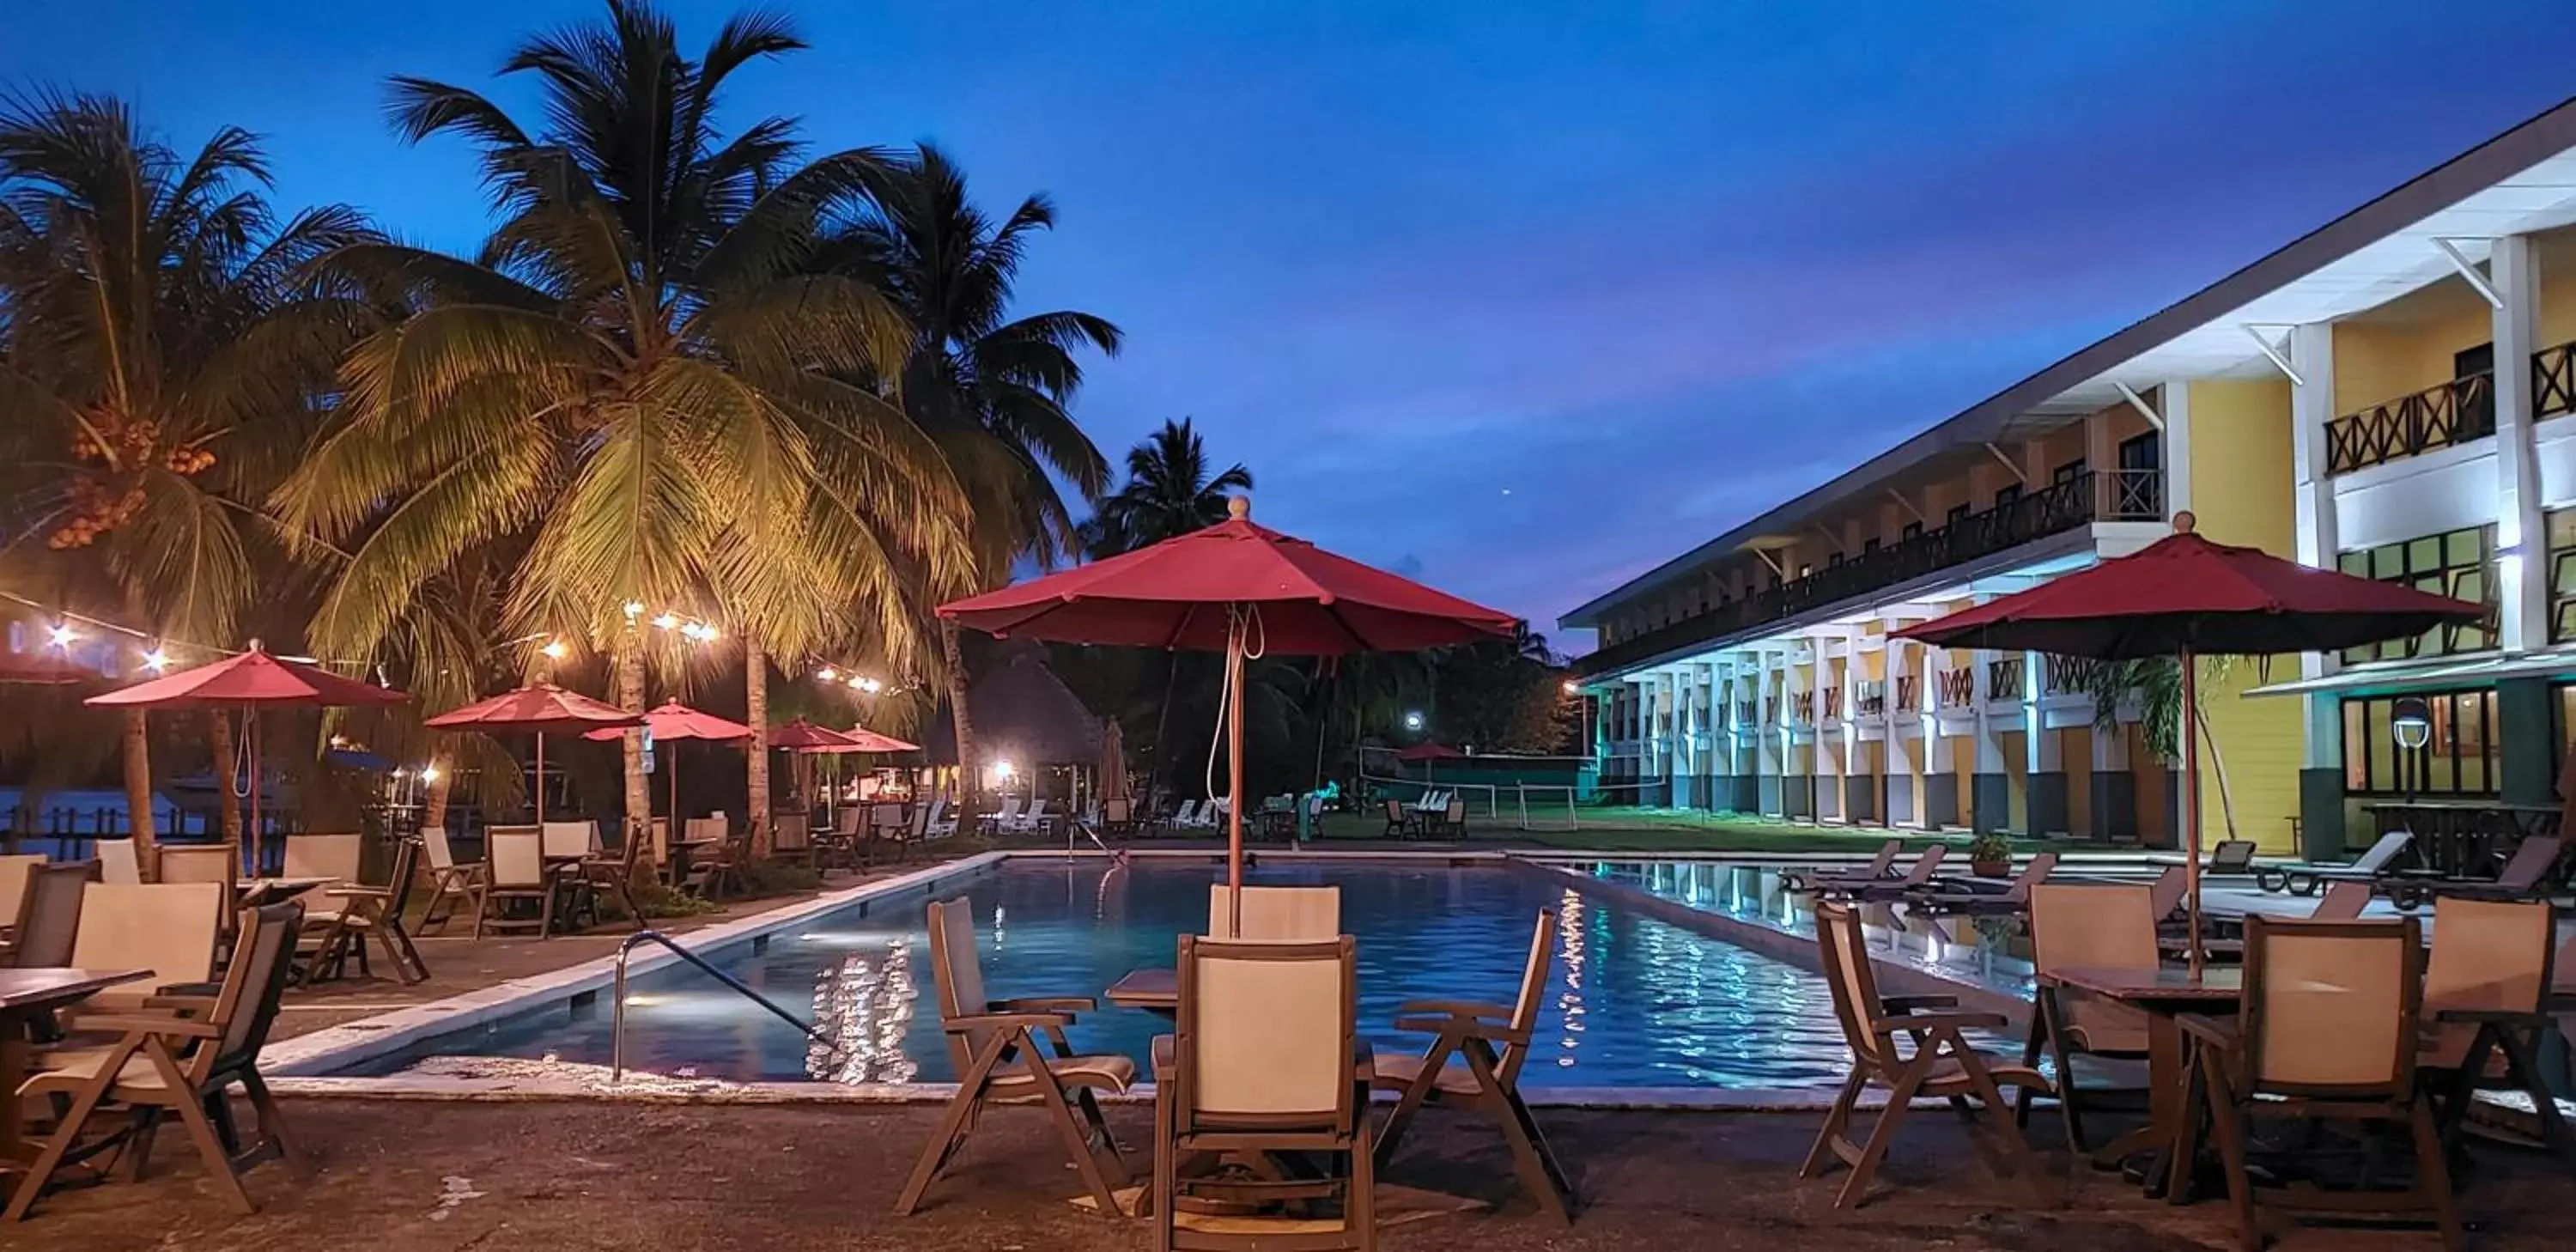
{"left": 263, "top": 846, "right": 2023, "bottom": 1109}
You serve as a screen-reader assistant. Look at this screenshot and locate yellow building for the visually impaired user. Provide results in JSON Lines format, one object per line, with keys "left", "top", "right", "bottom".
{"left": 1564, "top": 96, "right": 2576, "bottom": 857}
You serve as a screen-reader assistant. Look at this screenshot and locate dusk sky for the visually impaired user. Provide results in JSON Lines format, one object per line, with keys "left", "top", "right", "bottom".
{"left": 12, "top": 3, "right": 2576, "bottom": 652}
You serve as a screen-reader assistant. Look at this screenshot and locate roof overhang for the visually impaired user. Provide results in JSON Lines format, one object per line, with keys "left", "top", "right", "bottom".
{"left": 1564, "top": 93, "right": 2576, "bottom": 633}
{"left": 2243, "top": 648, "right": 2576, "bottom": 700}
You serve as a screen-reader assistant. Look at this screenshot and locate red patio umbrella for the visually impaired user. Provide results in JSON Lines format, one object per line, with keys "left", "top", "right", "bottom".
{"left": 1393, "top": 742, "right": 1466, "bottom": 763}
{"left": 87, "top": 646, "right": 409, "bottom": 846}
{"left": 423, "top": 683, "right": 641, "bottom": 822}
{"left": 585, "top": 700, "right": 753, "bottom": 832}
{"left": 769, "top": 718, "right": 859, "bottom": 751}
{"left": 839, "top": 726, "right": 921, "bottom": 753}
{"left": 0, "top": 650, "right": 95, "bottom": 685}
{"left": 1898, "top": 512, "right": 2486, "bottom": 970}
{"left": 939, "top": 496, "right": 1517, "bottom": 933}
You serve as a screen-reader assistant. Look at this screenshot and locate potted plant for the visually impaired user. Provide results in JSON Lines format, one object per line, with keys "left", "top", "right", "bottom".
{"left": 1965, "top": 830, "right": 2014, "bottom": 878}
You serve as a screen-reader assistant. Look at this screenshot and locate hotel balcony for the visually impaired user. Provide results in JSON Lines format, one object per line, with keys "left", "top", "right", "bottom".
{"left": 2325, "top": 339, "right": 2576, "bottom": 476}
{"left": 1576, "top": 468, "right": 2162, "bottom": 678}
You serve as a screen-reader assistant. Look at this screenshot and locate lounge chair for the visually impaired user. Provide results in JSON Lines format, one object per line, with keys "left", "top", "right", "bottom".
{"left": 8, "top": 860, "right": 97, "bottom": 969}
{"left": 2259, "top": 830, "right": 2413, "bottom": 896}
{"left": 1801, "top": 898, "right": 2054, "bottom": 1209}
{"left": 2380, "top": 835, "right": 2567, "bottom": 911}
{"left": 2019, "top": 882, "right": 2156, "bottom": 1155}
{"left": 983, "top": 798, "right": 1025, "bottom": 835}
{"left": 2178, "top": 916, "right": 2458, "bottom": 1251}
{"left": 2415, "top": 897, "right": 2573, "bottom": 1164}
{"left": 1206, "top": 884, "right": 1340, "bottom": 940}
{"left": 895, "top": 898, "right": 1133, "bottom": 1217}
{"left": 97, "top": 839, "right": 142, "bottom": 885}
{"left": 1817, "top": 844, "right": 1947, "bottom": 902}
{"left": 474, "top": 827, "right": 559, "bottom": 939}
{"left": 301, "top": 836, "right": 428, "bottom": 984}
{"left": 1372, "top": 909, "right": 1574, "bottom": 1222}
{"left": 2203, "top": 839, "right": 2257, "bottom": 877}
{"left": 1906, "top": 852, "right": 2058, "bottom": 918}
{"left": 5, "top": 899, "right": 304, "bottom": 1220}
{"left": 417, "top": 827, "right": 487, "bottom": 933}
{"left": 1784, "top": 839, "right": 1903, "bottom": 892}
{"left": 1151, "top": 935, "right": 1376, "bottom": 1250}
{"left": 1171, "top": 799, "right": 1201, "bottom": 831}
{"left": 924, "top": 798, "right": 957, "bottom": 839}
{"left": 1008, "top": 799, "right": 1054, "bottom": 835}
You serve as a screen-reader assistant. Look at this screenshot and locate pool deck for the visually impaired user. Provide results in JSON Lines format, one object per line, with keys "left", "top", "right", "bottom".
{"left": 20, "top": 1097, "right": 2574, "bottom": 1251}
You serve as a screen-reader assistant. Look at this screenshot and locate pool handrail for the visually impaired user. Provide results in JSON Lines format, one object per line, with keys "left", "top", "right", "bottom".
{"left": 610, "top": 928, "right": 843, "bottom": 1083}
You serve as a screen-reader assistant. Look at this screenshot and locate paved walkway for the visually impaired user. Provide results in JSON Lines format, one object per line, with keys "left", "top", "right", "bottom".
{"left": 20, "top": 1099, "right": 2576, "bottom": 1251}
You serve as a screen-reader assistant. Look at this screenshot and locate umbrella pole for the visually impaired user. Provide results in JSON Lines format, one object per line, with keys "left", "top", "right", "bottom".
{"left": 2180, "top": 647, "right": 2203, "bottom": 979}
{"left": 535, "top": 733, "right": 547, "bottom": 824}
{"left": 247, "top": 708, "right": 261, "bottom": 864}
{"left": 1226, "top": 614, "right": 1247, "bottom": 939}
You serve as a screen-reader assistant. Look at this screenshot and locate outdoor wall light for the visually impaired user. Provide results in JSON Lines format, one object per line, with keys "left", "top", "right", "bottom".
{"left": 1403, "top": 710, "right": 1425, "bottom": 731}
{"left": 1561, "top": 679, "right": 1580, "bottom": 696}
{"left": 2391, "top": 696, "right": 2433, "bottom": 751}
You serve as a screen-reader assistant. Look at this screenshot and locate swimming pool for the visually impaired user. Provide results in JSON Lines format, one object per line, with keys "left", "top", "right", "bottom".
{"left": 356, "top": 859, "right": 1870, "bottom": 1091}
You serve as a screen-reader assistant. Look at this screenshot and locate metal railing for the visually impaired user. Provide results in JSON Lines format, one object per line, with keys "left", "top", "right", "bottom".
{"left": 2537, "top": 340, "right": 2576, "bottom": 421}
{"left": 610, "top": 929, "right": 842, "bottom": 1083}
{"left": 2325, "top": 371, "right": 2494, "bottom": 475}
{"left": 1578, "top": 468, "right": 2160, "bottom": 678}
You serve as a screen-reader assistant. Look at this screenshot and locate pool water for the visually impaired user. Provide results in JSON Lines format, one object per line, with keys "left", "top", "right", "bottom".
{"left": 367, "top": 860, "right": 1868, "bottom": 1091}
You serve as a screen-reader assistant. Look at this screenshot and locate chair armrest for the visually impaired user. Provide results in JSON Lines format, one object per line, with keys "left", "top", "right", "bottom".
{"left": 141, "top": 991, "right": 221, "bottom": 1013}
{"left": 152, "top": 981, "right": 224, "bottom": 1000}
{"left": 325, "top": 885, "right": 395, "bottom": 901}
{"left": 939, "top": 1011, "right": 1073, "bottom": 1033}
{"left": 2177, "top": 1013, "right": 2239, "bottom": 1048}
{"left": 1878, "top": 994, "right": 1959, "bottom": 1014}
{"left": 62, "top": 1013, "right": 224, "bottom": 1039}
{"left": 1394, "top": 1014, "right": 1533, "bottom": 1042}
{"left": 1871, "top": 1011, "right": 2002, "bottom": 1033}
{"left": 1151, "top": 1034, "right": 1176, "bottom": 1080}
{"left": 1394, "top": 999, "right": 1516, "bottom": 1022}
{"left": 2434, "top": 1007, "right": 2556, "bottom": 1029}
{"left": 993, "top": 996, "right": 1097, "bottom": 1013}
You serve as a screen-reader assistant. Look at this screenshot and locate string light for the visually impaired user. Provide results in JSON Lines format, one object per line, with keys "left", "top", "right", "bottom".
{"left": 46, "top": 623, "right": 76, "bottom": 647}
{"left": 816, "top": 666, "right": 837, "bottom": 681}
{"left": 651, "top": 612, "right": 680, "bottom": 630}
{"left": 540, "top": 640, "right": 569, "bottom": 659}
{"left": 417, "top": 763, "right": 440, "bottom": 784}
{"left": 142, "top": 647, "right": 170, "bottom": 672}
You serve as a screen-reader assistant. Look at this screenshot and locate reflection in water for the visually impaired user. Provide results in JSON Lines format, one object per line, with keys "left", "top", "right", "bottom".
{"left": 806, "top": 942, "right": 920, "bottom": 1083}
{"left": 1552, "top": 889, "right": 1585, "bottom": 1067}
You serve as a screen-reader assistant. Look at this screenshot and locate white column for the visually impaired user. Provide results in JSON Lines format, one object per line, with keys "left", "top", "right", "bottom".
{"left": 2163, "top": 380, "right": 2194, "bottom": 520}
{"left": 2289, "top": 321, "right": 2341, "bottom": 575}
{"left": 2494, "top": 233, "right": 2545, "bottom": 653}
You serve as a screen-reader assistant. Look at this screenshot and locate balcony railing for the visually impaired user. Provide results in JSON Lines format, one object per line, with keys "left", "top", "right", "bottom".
{"left": 1577, "top": 468, "right": 2161, "bottom": 678}
{"left": 1820, "top": 686, "right": 1842, "bottom": 720}
{"left": 1789, "top": 691, "right": 1814, "bottom": 722}
{"left": 1936, "top": 666, "right": 1976, "bottom": 707}
{"left": 1986, "top": 658, "right": 2024, "bottom": 701}
{"left": 2537, "top": 341, "right": 2576, "bottom": 421}
{"left": 1893, "top": 675, "right": 1919, "bottom": 714}
{"left": 1734, "top": 699, "right": 1756, "bottom": 726}
{"left": 1855, "top": 680, "right": 1886, "bottom": 717}
{"left": 2043, "top": 653, "right": 2104, "bottom": 695}
{"left": 2324, "top": 372, "right": 2494, "bottom": 475}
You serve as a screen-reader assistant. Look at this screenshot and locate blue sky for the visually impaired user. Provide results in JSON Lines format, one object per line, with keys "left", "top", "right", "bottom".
{"left": 9, "top": 2, "right": 2576, "bottom": 649}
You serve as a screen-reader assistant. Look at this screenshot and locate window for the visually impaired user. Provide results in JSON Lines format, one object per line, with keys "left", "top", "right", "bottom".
{"left": 1993, "top": 483, "right": 2022, "bottom": 510}
{"left": 1827, "top": 551, "right": 1844, "bottom": 568}
{"left": 1797, "top": 563, "right": 1813, "bottom": 579}
{"left": 1901, "top": 520, "right": 1923, "bottom": 543}
{"left": 2051, "top": 459, "right": 2087, "bottom": 484}
{"left": 2457, "top": 343, "right": 2497, "bottom": 435}
{"left": 2113, "top": 431, "right": 2163, "bottom": 517}
{"left": 1862, "top": 537, "right": 1881, "bottom": 556}
{"left": 2547, "top": 507, "right": 2576, "bottom": 643}
{"left": 2341, "top": 690, "right": 2496, "bottom": 797}
{"left": 2336, "top": 525, "right": 2497, "bottom": 662}
{"left": 1945, "top": 503, "right": 1971, "bottom": 528}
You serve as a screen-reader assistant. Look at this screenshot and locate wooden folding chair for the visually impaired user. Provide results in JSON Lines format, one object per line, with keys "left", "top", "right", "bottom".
{"left": 155, "top": 843, "right": 240, "bottom": 937}
{"left": 895, "top": 897, "right": 1134, "bottom": 1217}
{"left": 2017, "top": 882, "right": 2155, "bottom": 1155}
{"left": 1206, "top": 884, "right": 1340, "bottom": 940}
{"left": 1373, "top": 909, "right": 1573, "bottom": 1221}
{"left": 61, "top": 883, "right": 225, "bottom": 1018}
{"left": 416, "top": 827, "right": 487, "bottom": 933}
{"left": 303, "top": 836, "right": 428, "bottom": 984}
{"left": 0, "top": 854, "right": 46, "bottom": 953}
{"left": 2179, "top": 916, "right": 2459, "bottom": 1252}
{"left": 1801, "top": 899, "right": 2055, "bottom": 1209}
{"left": 473, "top": 828, "right": 558, "bottom": 939}
{"left": 5, "top": 900, "right": 304, "bottom": 1220}
{"left": 96, "top": 840, "right": 143, "bottom": 885}
{"left": 6, "top": 861, "right": 96, "bottom": 969}
{"left": 1152, "top": 935, "right": 1375, "bottom": 1252}
{"left": 2415, "top": 897, "right": 2573, "bottom": 1165}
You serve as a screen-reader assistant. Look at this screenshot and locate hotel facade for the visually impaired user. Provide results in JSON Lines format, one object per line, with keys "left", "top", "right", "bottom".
{"left": 1563, "top": 97, "right": 2576, "bottom": 858}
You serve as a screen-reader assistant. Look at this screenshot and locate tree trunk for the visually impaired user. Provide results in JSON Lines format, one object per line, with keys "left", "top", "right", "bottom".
{"left": 618, "top": 643, "right": 650, "bottom": 854}
{"left": 1149, "top": 649, "right": 1183, "bottom": 805}
{"left": 747, "top": 644, "right": 771, "bottom": 859}
{"left": 941, "top": 619, "right": 979, "bottom": 834}
{"left": 2192, "top": 698, "right": 2241, "bottom": 842}
{"left": 208, "top": 708, "right": 242, "bottom": 844}
{"left": 121, "top": 708, "right": 158, "bottom": 870}
{"left": 423, "top": 753, "right": 455, "bottom": 833}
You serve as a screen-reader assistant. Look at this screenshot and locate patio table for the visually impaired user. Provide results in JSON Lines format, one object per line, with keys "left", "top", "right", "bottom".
{"left": 237, "top": 876, "right": 334, "bottom": 908}
{"left": 0, "top": 969, "right": 152, "bottom": 1170}
{"left": 1106, "top": 967, "right": 1176, "bottom": 1014}
{"left": 2042, "top": 964, "right": 2240, "bottom": 1200}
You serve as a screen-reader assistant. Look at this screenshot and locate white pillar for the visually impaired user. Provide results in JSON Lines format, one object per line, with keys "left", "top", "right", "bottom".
{"left": 2494, "top": 233, "right": 2545, "bottom": 653}
{"left": 2163, "top": 380, "right": 2194, "bottom": 520}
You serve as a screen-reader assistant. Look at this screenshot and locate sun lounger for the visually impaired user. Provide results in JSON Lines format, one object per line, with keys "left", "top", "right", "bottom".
{"left": 1802, "top": 898, "right": 2053, "bottom": 1209}
{"left": 1372, "top": 909, "right": 1575, "bottom": 1222}
{"left": 1151, "top": 935, "right": 1376, "bottom": 1249}
{"left": 1817, "top": 844, "right": 1947, "bottom": 902}
{"left": 2257, "top": 830, "right": 2413, "bottom": 896}
{"left": 2381, "top": 836, "right": 2567, "bottom": 911}
{"left": 1784, "top": 839, "right": 1903, "bottom": 892}
{"left": 1905, "top": 852, "right": 2057, "bottom": 918}
{"left": 5, "top": 899, "right": 305, "bottom": 1219}
{"left": 894, "top": 898, "right": 1133, "bottom": 1217}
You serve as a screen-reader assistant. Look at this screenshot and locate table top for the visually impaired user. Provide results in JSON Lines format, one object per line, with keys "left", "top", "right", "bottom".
{"left": 1106, "top": 967, "right": 1176, "bottom": 1010}
{"left": 0, "top": 968, "right": 152, "bottom": 1012}
{"left": 2043, "top": 965, "right": 2243, "bottom": 1003}
{"left": 240, "top": 876, "right": 334, "bottom": 896}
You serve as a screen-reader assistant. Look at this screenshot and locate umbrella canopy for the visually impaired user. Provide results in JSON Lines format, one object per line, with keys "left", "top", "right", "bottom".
{"left": 583, "top": 699, "right": 753, "bottom": 744}
{"left": 769, "top": 718, "right": 860, "bottom": 751}
{"left": 87, "top": 647, "right": 407, "bottom": 710}
{"left": 939, "top": 496, "right": 1516, "bottom": 933}
{"left": 1394, "top": 742, "right": 1467, "bottom": 763}
{"left": 1895, "top": 516, "right": 2486, "bottom": 658}
{"left": 841, "top": 726, "right": 921, "bottom": 753}
{"left": 0, "top": 650, "right": 95, "bottom": 684}
{"left": 938, "top": 498, "right": 1519, "bottom": 654}
{"left": 425, "top": 682, "right": 641, "bottom": 733}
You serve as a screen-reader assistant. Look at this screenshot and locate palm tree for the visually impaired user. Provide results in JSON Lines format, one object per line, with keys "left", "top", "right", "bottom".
{"left": 822, "top": 144, "right": 1120, "bottom": 823}
{"left": 275, "top": 2, "right": 971, "bottom": 847}
{"left": 0, "top": 92, "right": 374, "bottom": 859}
{"left": 2082, "top": 655, "right": 2239, "bottom": 841}
{"left": 1081, "top": 418, "right": 1253, "bottom": 557}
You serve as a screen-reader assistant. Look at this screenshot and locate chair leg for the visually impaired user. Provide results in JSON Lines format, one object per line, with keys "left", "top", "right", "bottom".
{"left": 895, "top": 1034, "right": 1012, "bottom": 1216}
{"left": 1953, "top": 1045, "right": 2054, "bottom": 1206}
{"left": 2196, "top": 1051, "right": 2260, "bottom": 1252}
{"left": 1800, "top": 1068, "right": 1867, "bottom": 1180}
{"left": 128, "top": 1109, "right": 162, "bottom": 1179}
{"left": 3, "top": 1068, "right": 120, "bottom": 1221}
{"left": 1374, "top": 1035, "right": 1455, "bottom": 1168}
{"left": 1153, "top": 1084, "right": 1178, "bottom": 1249}
{"left": 1836, "top": 1061, "right": 1926, "bottom": 1211}
{"left": 1028, "top": 1059, "right": 1121, "bottom": 1216}
{"left": 142, "top": 1041, "right": 255, "bottom": 1215}
{"left": 1461, "top": 1039, "right": 1572, "bottom": 1222}
{"left": 240, "top": 1070, "right": 292, "bottom": 1162}
{"left": 2409, "top": 1099, "right": 2466, "bottom": 1252}
{"left": 1072, "top": 1087, "right": 1130, "bottom": 1187}
{"left": 1350, "top": 1100, "right": 1378, "bottom": 1252}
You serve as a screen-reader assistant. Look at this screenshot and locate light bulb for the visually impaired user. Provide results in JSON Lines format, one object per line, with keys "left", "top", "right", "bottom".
{"left": 623, "top": 601, "right": 645, "bottom": 619}
{"left": 816, "top": 666, "right": 837, "bottom": 681}
{"left": 540, "top": 640, "right": 569, "bottom": 659}
{"left": 46, "top": 623, "right": 76, "bottom": 647}
{"left": 652, "top": 613, "right": 679, "bottom": 630}
{"left": 417, "top": 764, "right": 440, "bottom": 783}
{"left": 142, "top": 647, "right": 170, "bottom": 672}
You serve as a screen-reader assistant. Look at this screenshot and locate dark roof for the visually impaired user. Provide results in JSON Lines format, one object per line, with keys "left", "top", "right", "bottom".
{"left": 923, "top": 645, "right": 1103, "bottom": 767}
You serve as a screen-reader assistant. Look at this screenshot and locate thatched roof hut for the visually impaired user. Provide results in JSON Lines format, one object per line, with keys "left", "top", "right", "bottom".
{"left": 923, "top": 644, "right": 1103, "bottom": 768}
